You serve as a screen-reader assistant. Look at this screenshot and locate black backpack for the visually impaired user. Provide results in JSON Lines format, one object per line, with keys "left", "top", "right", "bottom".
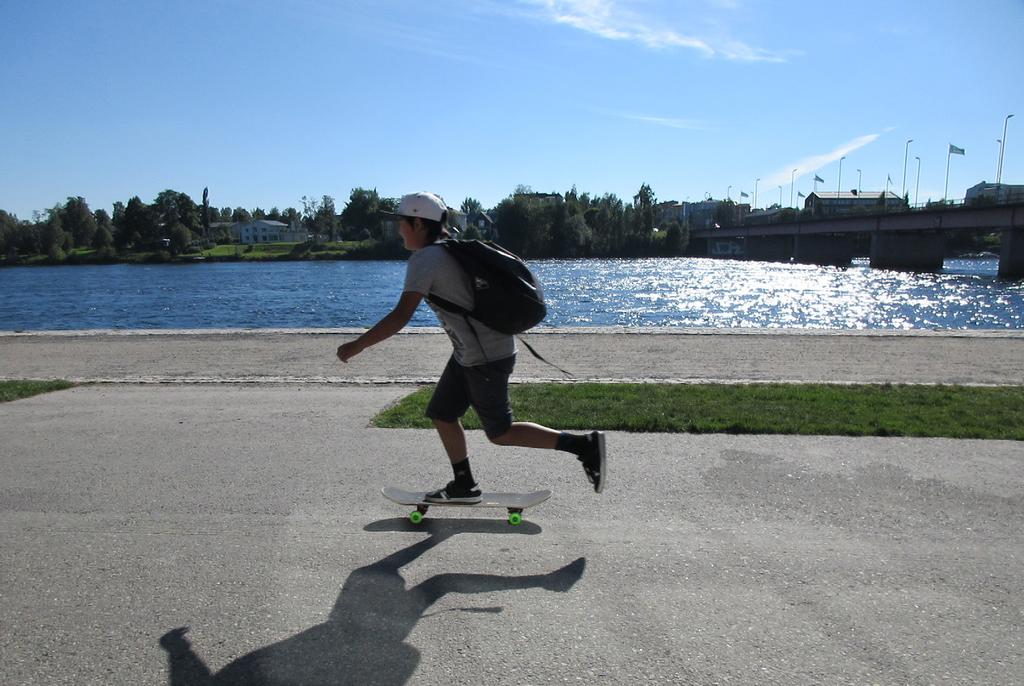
{"left": 427, "top": 239, "right": 546, "bottom": 334}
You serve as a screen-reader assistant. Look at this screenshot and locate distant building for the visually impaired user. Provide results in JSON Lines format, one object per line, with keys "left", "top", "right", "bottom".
{"left": 965, "top": 181, "right": 1024, "bottom": 205}
{"left": 685, "top": 200, "right": 721, "bottom": 230}
{"left": 466, "top": 211, "right": 497, "bottom": 239}
{"left": 656, "top": 200, "right": 749, "bottom": 229}
{"left": 654, "top": 201, "right": 686, "bottom": 225}
{"left": 804, "top": 191, "right": 904, "bottom": 216}
{"left": 232, "top": 219, "right": 305, "bottom": 244}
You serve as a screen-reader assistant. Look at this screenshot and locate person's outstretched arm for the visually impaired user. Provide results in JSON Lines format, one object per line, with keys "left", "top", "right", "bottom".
{"left": 337, "top": 291, "right": 424, "bottom": 362}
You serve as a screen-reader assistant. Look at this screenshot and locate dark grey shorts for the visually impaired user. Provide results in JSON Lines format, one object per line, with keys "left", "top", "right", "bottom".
{"left": 425, "top": 354, "right": 516, "bottom": 439}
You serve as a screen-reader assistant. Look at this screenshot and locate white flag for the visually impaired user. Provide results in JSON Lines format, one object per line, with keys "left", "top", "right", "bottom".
{"left": 949, "top": 143, "right": 965, "bottom": 155}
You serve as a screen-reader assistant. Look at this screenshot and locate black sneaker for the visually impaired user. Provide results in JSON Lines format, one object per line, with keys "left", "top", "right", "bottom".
{"left": 578, "top": 431, "right": 607, "bottom": 493}
{"left": 425, "top": 480, "right": 482, "bottom": 504}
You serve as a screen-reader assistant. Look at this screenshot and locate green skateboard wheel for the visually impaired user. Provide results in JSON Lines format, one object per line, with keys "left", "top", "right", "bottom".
{"left": 409, "top": 510, "right": 424, "bottom": 524}
{"left": 508, "top": 512, "right": 523, "bottom": 526}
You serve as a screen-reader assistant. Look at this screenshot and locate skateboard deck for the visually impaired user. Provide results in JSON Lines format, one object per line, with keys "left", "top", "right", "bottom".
{"left": 382, "top": 486, "right": 552, "bottom": 526}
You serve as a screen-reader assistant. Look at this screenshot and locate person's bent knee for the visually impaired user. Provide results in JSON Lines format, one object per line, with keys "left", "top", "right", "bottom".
{"left": 431, "top": 417, "right": 460, "bottom": 428}
{"left": 488, "top": 429, "right": 512, "bottom": 445}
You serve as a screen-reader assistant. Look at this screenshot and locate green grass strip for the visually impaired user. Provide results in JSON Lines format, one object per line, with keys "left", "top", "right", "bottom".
{"left": 0, "top": 380, "right": 77, "bottom": 403}
{"left": 372, "top": 383, "right": 1024, "bottom": 440}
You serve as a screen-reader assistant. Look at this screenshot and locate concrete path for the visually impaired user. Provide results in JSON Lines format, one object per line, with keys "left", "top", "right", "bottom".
{"left": 2, "top": 380, "right": 1023, "bottom": 685}
{"left": 2, "top": 328, "right": 1024, "bottom": 384}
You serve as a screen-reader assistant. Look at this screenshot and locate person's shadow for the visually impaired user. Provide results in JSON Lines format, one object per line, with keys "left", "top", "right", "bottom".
{"left": 160, "top": 518, "right": 586, "bottom": 685}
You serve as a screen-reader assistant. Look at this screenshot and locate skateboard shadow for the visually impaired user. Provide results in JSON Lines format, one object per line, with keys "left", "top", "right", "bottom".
{"left": 160, "top": 521, "right": 584, "bottom": 685}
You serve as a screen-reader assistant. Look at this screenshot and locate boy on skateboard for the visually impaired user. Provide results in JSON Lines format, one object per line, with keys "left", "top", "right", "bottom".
{"left": 336, "top": 191, "right": 607, "bottom": 503}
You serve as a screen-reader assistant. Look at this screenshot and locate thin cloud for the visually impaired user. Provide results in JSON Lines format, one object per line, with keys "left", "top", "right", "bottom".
{"left": 517, "top": 0, "right": 788, "bottom": 62}
{"left": 607, "top": 111, "right": 709, "bottom": 130}
{"left": 763, "top": 133, "right": 882, "bottom": 187}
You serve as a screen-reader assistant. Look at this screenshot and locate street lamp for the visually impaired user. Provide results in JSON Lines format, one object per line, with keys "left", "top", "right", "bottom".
{"left": 857, "top": 169, "right": 862, "bottom": 194}
{"left": 837, "top": 156, "right": 846, "bottom": 198}
{"left": 902, "top": 139, "right": 914, "bottom": 197}
{"left": 778, "top": 186, "right": 783, "bottom": 208}
{"left": 790, "top": 168, "right": 797, "bottom": 207}
{"left": 997, "top": 114, "right": 1014, "bottom": 185}
{"left": 754, "top": 178, "right": 760, "bottom": 210}
{"left": 727, "top": 185, "right": 732, "bottom": 201}
{"left": 914, "top": 156, "right": 921, "bottom": 207}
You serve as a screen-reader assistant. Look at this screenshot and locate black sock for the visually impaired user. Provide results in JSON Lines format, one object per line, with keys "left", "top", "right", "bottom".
{"left": 555, "top": 432, "right": 588, "bottom": 456}
{"left": 452, "top": 457, "right": 475, "bottom": 486}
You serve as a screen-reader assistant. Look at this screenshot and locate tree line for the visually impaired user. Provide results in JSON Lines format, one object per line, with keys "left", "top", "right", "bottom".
{"left": 0, "top": 182, "right": 688, "bottom": 263}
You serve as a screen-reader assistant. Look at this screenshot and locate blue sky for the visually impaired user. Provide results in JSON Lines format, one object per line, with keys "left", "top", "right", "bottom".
{"left": 2, "top": 0, "right": 1022, "bottom": 220}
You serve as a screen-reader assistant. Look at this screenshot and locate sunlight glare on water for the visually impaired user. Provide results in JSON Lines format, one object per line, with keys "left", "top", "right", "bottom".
{"left": 533, "top": 258, "right": 1023, "bottom": 330}
{"left": 0, "top": 257, "right": 1021, "bottom": 330}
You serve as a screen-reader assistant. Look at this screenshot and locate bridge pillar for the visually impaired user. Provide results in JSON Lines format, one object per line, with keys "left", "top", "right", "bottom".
{"left": 999, "top": 227, "right": 1024, "bottom": 279}
{"left": 745, "top": 235, "right": 793, "bottom": 262}
{"left": 794, "top": 234, "right": 855, "bottom": 267}
{"left": 707, "top": 238, "right": 745, "bottom": 259}
{"left": 869, "top": 231, "right": 945, "bottom": 271}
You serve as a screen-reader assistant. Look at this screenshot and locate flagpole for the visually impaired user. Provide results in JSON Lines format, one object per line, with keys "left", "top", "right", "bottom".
{"left": 944, "top": 146, "right": 951, "bottom": 202}
{"left": 837, "top": 156, "right": 845, "bottom": 198}
{"left": 902, "top": 139, "right": 913, "bottom": 198}
{"left": 914, "top": 156, "right": 921, "bottom": 207}
{"left": 997, "top": 114, "right": 1014, "bottom": 186}
{"left": 790, "top": 169, "right": 797, "bottom": 207}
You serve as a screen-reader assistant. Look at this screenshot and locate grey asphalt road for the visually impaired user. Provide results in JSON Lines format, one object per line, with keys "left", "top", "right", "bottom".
{"left": 2, "top": 375, "right": 1023, "bottom": 684}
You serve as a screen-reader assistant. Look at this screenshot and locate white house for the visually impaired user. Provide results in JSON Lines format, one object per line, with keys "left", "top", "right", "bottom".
{"left": 232, "top": 220, "right": 306, "bottom": 244}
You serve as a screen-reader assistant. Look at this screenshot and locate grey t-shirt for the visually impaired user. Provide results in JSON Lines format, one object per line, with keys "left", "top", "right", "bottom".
{"left": 404, "top": 243, "right": 516, "bottom": 367}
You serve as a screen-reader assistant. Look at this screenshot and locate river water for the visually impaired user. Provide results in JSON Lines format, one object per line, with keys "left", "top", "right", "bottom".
{"left": 0, "top": 258, "right": 1021, "bottom": 331}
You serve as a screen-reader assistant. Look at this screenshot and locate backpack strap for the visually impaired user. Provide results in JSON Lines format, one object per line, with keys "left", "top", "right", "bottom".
{"left": 456, "top": 312, "right": 573, "bottom": 378}
{"left": 516, "top": 335, "right": 574, "bottom": 378}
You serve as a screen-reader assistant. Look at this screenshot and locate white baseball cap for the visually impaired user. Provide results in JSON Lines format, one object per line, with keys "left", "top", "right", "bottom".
{"left": 383, "top": 191, "right": 448, "bottom": 222}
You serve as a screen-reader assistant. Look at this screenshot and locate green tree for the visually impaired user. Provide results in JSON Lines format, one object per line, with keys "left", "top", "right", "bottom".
{"left": 60, "top": 197, "right": 97, "bottom": 248}
{"left": 93, "top": 209, "right": 114, "bottom": 249}
{"left": 660, "top": 220, "right": 688, "bottom": 255}
{"left": 0, "top": 210, "right": 20, "bottom": 257}
{"left": 460, "top": 197, "right": 483, "bottom": 216}
{"left": 341, "top": 188, "right": 385, "bottom": 240}
{"left": 168, "top": 223, "right": 192, "bottom": 255}
{"left": 118, "top": 196, "right": 158, "bottom": 248}
{"left": 201, "top": 187, "right": 211, "bottom": 238}
{"left": 41, "top": 208, "right": 66, "bottom": 260}
{"left": 302, "top": 195, "right": 338, "bottom": 243}
{"left": 493, "top": 196, "right": 531, "bottom": 255}
{"left": 554, "top": 214, "right": 592, "bottom": 257}
{"left": 283, "top": 207, "right": 301, "bottom": 227}
{"left": 152, "top": 190, "right": 199, "bottom": 233}
{"left": 493, "top": 192, "right": 561, "bottom": 257}
{"left": 629, "top": 183, "right": 656, "bottom": 255}
{"left": 585, "top": 193, "right": 626, "bottom": 256}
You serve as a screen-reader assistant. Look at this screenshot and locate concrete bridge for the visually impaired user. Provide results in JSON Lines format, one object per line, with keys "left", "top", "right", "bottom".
{"left": 689, "top": 202, "right": 1024, "bottom": 277}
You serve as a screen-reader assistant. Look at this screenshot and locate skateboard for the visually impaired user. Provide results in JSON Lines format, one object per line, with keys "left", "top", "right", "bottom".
{"left": 382, "top": 486, "right": 552, "bottom": 526}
